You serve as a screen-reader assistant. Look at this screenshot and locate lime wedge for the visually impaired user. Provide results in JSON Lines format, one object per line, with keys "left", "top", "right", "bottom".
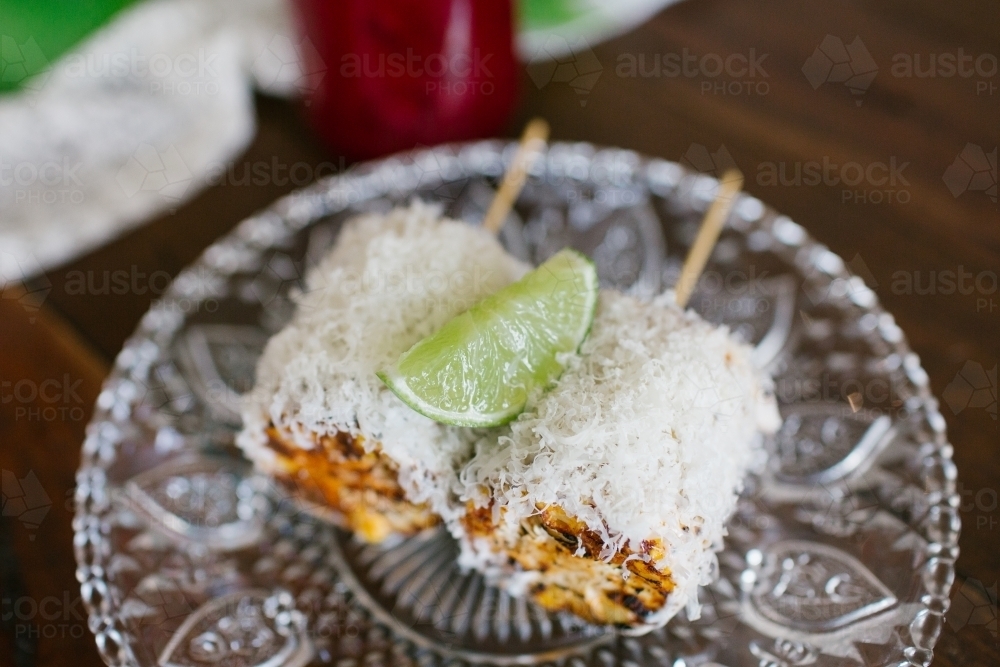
{"left": 378, "top": 248, "right": 598, "bottom": 427}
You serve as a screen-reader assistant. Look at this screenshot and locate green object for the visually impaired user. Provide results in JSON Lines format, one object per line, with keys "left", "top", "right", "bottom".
{"left": 520, "top": 0, "right": 584, "bottom": 29}
{"left": 0, "top": 0, "right": 138, "bottom": 92}
{"left": 379, "top": 249, "right": 599, "bottom": 427}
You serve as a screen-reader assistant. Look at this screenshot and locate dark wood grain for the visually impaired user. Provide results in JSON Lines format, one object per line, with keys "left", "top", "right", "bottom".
{"left": 0, "top": 294, "right": 108, "bottom": 667}
{"left": 2, "top": 0, "right": 997, "bottom": 665}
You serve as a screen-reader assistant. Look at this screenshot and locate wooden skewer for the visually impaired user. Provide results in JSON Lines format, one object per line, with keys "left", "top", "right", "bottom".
{"left": 482, "top": 118, "right": 550, "bottom": 235}
{"left": 674, "top": 169, "right": 744, "bottom": 308}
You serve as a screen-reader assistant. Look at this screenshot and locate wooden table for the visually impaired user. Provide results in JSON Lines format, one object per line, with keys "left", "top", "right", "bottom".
{"left": 1, "top": 1, "right": 996, "bottom": 665}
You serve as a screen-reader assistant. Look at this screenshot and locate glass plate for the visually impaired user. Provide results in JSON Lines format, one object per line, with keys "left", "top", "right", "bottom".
{"left": 73, "top": 141, "right": 959, "bottom": 667}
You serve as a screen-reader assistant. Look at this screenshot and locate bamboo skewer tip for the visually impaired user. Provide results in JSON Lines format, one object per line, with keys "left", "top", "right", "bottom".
{"left": 674, "top": 169, "right": 744, "bottom": 308}
{"left": 482, "top": 118, "right": 550, "bottom": 235}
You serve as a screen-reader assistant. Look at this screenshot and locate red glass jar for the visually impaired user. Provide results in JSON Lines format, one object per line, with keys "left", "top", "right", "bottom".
{"left": 292, "top": 0, "right": 519, "bottom": 160}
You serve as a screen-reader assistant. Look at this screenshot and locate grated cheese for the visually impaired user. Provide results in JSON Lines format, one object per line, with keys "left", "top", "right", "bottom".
{"left": 238, "top": 202, "right": 529, "bottom": 523}
{"left": 455, "top": 289, "right": 781, "bottom": 627}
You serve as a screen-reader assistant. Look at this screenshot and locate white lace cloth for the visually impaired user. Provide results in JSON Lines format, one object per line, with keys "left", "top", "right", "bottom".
{"left": 0, "top": 0, "right": 308, "bottom": 283}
